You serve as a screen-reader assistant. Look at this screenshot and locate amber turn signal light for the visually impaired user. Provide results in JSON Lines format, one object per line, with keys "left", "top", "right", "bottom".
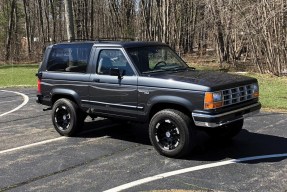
{"left": 204, "top": 92, "right": 223, "bottom": 109}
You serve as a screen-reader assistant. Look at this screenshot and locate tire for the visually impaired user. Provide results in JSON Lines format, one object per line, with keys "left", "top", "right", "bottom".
{"left": 205, "top": 119, "right": 244, "bottom": 140}
{"left": 149, "top": 109, "right": 195, "bottom": 158}
{"left": 51, "top": 98, "right": 84, "bottom": 136}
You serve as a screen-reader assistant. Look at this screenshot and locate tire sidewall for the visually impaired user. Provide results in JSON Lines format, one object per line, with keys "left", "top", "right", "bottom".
{"left": 52, "top": 99, "right": 78, "bottom": 136}
{"left": 149, "top": 110, "right": 192, "bottom": 158}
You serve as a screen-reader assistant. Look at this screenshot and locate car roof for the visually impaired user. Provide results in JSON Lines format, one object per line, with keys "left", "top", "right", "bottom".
{"left": 51, "top": 41, "right": 168, "bottom": 48}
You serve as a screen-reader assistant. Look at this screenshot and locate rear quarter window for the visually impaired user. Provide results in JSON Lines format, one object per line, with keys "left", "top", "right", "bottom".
{"left": 46, "top": 43, "right": 93, "bottom": 73}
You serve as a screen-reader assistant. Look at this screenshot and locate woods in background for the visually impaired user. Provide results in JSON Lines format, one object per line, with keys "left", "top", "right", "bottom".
{"left": 0, "top": 0, "right": 286, "bottom": 75}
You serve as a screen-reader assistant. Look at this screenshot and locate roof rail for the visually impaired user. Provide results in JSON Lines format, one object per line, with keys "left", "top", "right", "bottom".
{"left": 60, "top": 39, "right": 96, "bottom": 42}
{"left": 95, "top": 37, "right": 135, "bottom": 42}
{"left": 59, "top": 37, "right": 136, "bottom": 43}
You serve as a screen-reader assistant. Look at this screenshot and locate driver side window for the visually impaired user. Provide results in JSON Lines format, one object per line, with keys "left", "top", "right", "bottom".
{"left": 97, "top": 49, "right": 135, "bottom": 76}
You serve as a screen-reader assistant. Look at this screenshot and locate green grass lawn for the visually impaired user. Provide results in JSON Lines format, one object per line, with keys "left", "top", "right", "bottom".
{"left": 0, "top": 64, "right": 38, "bottom": 88}
{"left": 0, "top": 63, "right": 286, "bottom": 111}
{"left": 246, "top": 73, "right": 287, "bottom": 112}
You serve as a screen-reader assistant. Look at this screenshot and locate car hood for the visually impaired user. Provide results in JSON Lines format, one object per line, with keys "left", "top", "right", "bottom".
{"left": 140, "top": 69, "right": 257, "bottom": 91}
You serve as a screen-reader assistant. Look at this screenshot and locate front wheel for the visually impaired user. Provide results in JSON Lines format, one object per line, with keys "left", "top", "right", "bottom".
{"left": 205, "top": 119, "right": 244, "bottom": 140}
{"left": 149, "top": 109, "right": 195, "bottom": 158}
{"left": 51, "top": 98, "right": 84, "bottom": 136}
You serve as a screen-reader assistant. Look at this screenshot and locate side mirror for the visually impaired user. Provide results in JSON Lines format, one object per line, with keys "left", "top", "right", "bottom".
{"left": 110, "top": 68, "right": 122, "bottom": 79}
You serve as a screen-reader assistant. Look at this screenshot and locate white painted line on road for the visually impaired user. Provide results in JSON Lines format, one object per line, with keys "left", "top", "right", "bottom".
{"left": 0, "top": 137, "right": 66, "bottom": 155}
{"left": 0, "top": 90, "right": 29, "bottom": 117}
{"left": 104, "top": 153, "right": 287, "bottom": 192}
{"left": 0, "top": 99, "right": 21, "bottom": 104}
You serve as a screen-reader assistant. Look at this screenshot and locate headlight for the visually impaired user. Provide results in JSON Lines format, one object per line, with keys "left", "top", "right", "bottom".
{"left": 204, "top": 91, "right": 223, "bottom": 109}
{"left": 252, "top": 83, "right": 259, "bottom": 98}
{"left": 213, "top": 92, "right": 222, "bottom": 102}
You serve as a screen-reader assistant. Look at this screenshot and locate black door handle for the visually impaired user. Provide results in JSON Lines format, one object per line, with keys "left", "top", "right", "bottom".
{"left": 93, "top": 79, "right": 100, "bottom": 82}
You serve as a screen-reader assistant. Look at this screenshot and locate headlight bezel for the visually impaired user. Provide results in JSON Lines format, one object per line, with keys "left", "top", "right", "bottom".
{"left": 212, "top": 91, "right": 223, "bottom": 102}
{"left": 204, "top": 91, "right": 223, "bottom": 109}
{"left": 252, "top": 83, "right": 259, "bottom": 98}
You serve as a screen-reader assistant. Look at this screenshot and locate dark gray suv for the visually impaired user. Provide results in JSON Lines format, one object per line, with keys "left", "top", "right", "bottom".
{"left": 37, "top": 41, "right": 261, "bottom": 158}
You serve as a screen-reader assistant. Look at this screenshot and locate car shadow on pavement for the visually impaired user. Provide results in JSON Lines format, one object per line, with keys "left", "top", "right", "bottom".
{"left": 79, "top": 119, "right": 151, "bottom": 146}
{"left": 79, "top": 118, "right": 287, "bottom": 163}
{"left": 188, "top": 129, "right": 287, "bottom": 163}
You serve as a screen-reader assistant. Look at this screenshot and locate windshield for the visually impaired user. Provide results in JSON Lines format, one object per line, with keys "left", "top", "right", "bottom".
{"left": 126, "top": 46, "right": 188, "bottom": 74}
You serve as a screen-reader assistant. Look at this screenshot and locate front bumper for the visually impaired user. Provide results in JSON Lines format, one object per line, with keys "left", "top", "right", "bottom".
{"left": 192, "top": 102, "right": 261, "bottom": 128}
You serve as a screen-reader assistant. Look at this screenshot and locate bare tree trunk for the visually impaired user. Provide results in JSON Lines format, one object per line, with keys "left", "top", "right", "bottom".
{"left": 43, "top": 0, "right": 51, "bottom": 43}
{"left": 211, "top": 0, "right": 225, "bottom": 65}
{"left": 37, "top": 0, "right": 45, "bottom": 43}
{"left": 64, "top": 0, "right": 75, "bottom": 41}
{"left": 5, "top": 0, "right": 16, "bottom": 61}
{"left": 90, "top": 0, "right": 94, "bottom": 38}
{"left": 84, "top": 0, "right": 89, "bottom": 39}
{"left": 49, "top": 0, "right": 56, "bottom": 43}
{"left": 198, "top": 3, "right": 207, "bottom": 56}
{"left": 23, "top": 0, "right": 31, "bottom": 58}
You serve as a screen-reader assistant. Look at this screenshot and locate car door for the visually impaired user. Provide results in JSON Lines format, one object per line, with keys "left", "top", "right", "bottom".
{"left": 87, "top": 48, "right": 139, "bottom": 119}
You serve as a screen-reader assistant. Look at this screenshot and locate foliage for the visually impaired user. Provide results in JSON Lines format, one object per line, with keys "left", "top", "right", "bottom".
{"left": 0, "top": 0, "right": 286, "bottom": 76}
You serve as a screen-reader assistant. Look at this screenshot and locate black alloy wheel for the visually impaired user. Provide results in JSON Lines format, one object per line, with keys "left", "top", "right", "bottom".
{"left": 154, "top": 119, "right": 181, "bottom": 151}
{"left": 54, "top": 105, "right": 71, "bottom": 131}
{"left": 149, "top": 109, "right": 195, "bottom": 158}
{"left": 52, "top": 98, "right": 84, "bottom": 136}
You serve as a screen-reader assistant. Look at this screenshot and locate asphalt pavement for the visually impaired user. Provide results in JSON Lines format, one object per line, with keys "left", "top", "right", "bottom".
{"left": 0, "top": 88, "right": 286, "bottom": 192}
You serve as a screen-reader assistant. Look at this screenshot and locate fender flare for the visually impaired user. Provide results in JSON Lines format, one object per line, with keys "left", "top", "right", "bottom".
{"left": 147, "top": 95, "right": 194, "bottom": 114}
{"left": 51, "top": 88, "right": 81, "bottom": 106}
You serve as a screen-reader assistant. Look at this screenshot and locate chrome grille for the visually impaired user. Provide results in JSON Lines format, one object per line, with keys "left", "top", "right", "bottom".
{"left": 222, "top": 84, "right": 253, "bottom": 106}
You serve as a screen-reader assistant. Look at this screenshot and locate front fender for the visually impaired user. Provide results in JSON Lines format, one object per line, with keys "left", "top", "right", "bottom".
{"left": 147, "top": 95, "right": 194, "bottom": 114}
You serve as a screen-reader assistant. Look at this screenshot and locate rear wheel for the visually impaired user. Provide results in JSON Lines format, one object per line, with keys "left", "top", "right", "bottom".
{"left": 205, "top": 119, "right": 244, "bottom": 140}
{"left": 52, "top": 98, "right": 84, "bottom": 136}
{"left": 149, "top": 109, "right": 195, "bottom": 158}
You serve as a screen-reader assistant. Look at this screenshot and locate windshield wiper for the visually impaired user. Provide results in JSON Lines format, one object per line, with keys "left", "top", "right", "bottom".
{"left": 142, "top": 66, "right": 189, "bottom": 74}
{"left": 142, "top": 69, "right": 166, "bottom": 74}
{"left": 165, "top": 66, "right": 188, "bottom": 71}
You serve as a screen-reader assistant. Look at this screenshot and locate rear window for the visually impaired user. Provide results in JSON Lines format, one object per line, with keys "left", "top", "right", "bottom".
{"left": 46, "top": 43, "right": 93, "bottom": 73}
